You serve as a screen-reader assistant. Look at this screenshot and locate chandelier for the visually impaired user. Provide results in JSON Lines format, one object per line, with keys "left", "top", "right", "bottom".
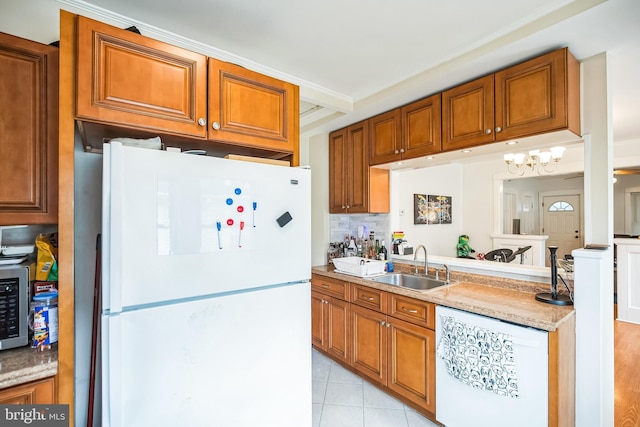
{"left": 503, "top": 147, "right": 565, "bottom": 175}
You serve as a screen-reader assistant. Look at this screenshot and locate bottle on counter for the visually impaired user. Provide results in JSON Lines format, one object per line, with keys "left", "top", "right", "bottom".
{"left": 379, "top": 240, "right": 388, "bottom": 261}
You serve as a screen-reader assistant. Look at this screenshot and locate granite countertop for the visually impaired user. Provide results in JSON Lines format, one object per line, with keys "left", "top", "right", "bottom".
{"left": 312, "top": 265, "right": 575, "bottom": 331}
{"left": 0, "top": 345, "right": 58, "bottom": 389}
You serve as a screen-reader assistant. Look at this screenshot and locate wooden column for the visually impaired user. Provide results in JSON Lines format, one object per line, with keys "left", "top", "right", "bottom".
{"left": 58, "top": 9, "right": 76, "bottom": 426}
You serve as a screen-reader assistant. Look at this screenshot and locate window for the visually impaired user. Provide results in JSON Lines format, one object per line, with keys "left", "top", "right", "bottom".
{"left": 548, "top": 201, "right": 574, "bottom": 212}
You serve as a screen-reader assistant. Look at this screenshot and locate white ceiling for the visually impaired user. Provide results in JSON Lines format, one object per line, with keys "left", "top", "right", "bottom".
{"left": 2, "top": 0, "right": 639, "bottom": 143}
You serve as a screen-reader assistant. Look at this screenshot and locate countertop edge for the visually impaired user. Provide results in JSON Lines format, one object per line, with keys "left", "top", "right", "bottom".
{"left": 312, "top": 266, "right": 574, "bottom": 332}
{"left": 0, "top": 346, "right": 59, "bottom": 390}
{"left": 0, "top": 363, "right": 58, "bottom": 389}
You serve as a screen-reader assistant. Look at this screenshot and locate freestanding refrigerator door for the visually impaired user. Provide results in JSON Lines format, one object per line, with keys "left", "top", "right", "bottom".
{"left": 102, "top": 282, "right": 311, "bottom": 427}
{"left": 102, "top": 142, "right": 311, "bottom": 313}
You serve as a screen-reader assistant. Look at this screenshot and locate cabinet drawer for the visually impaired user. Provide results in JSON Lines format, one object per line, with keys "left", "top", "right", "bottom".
{"left": 350, "top": 284, "right": 387, "bottom": 312}
{"left": 311, "top": 274, "right": 347, "bottom": 300}
{"left": 389, "top": 295, "right": 435, "bottom": 329}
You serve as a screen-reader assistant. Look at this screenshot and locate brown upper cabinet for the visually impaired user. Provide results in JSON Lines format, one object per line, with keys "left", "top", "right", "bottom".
{"left": 208, "top": 58, "right": 298, "bottom": 153}
{"left": 0, "top": 32, "right": 58, "bottom": 225}
{"left": 75, "top": 15, "right": 299, "bottom": 156}
{"left": 76, "top": 16, "right": 208, "bottom": 139}
{"left": 441, "top": 75, "right": 495, "bottom": 151}
{"left": 443, "top": 47, "right": 580, "bottom": 151}
{"left": 329, "top": 122, "right": 389, "bottom": 214}
{"left": 369, "top": 94, "right": 442, "bottom": 165}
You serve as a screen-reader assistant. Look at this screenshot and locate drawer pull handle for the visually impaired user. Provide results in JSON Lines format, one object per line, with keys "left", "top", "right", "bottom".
{"left": 362, "top": 296, "right": 375, "bottom": 301}
{"left": 401, "top": 307, "right": 418, "bottom": 314}
{"left": 321, "top": 284, "right": 330, "bottom": 288}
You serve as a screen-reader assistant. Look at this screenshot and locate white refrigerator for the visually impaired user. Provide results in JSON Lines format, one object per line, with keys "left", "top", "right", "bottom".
{"left": 101, "top": 142, "right": 312, "bottom": 426}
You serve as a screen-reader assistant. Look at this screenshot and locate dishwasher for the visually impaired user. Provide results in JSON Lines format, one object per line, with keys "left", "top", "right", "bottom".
{"left": 435, "top": 306, "right": 549, "bottom": 427}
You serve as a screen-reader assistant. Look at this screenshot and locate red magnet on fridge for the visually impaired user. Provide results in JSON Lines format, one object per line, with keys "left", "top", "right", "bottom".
{"left": 227, "top": 219, "right": 234, "bottom": 226}
{"left": 237, "top": 206, "right": 244, "bottom": 213}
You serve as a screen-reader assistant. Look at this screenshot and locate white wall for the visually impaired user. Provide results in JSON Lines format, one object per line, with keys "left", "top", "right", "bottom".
{"left": 504, "top": 174, "right": 585, "bottom": 234}
{"left": 305, "top": 133, "right": 331, "bottom": 267}
{"left": 73, "top": 131, "right": 103, "bottom": 426}
{"left": 613, "top": 172, "right": 640, "bottom": 234}
{"left": 391, "top": 163, "right": 464, "bottom": 257}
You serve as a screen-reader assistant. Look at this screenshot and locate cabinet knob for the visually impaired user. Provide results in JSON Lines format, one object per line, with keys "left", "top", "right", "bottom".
{"left": 485, "top": 129, "right": 492, "bottom": 134}
{"left": 495, "top": 126, "right": 502, "bottom": 133}
{"left": 385, "top": 322, "right": 391, "bottom": 328}
{"left": 394, "top": 150, "right": 399, "bottom": 154}
{"left": 212, "top": 121, "right": 221, "bottom": 130}
{"left": 341, "top": 205, "right": 346, "bottom": 209}
{"left": 197, "top": 118, "right": 206, "bottom": 126}
{"left": 399, "top": 148, "right": 405, "bottom": 153}
{"left": 380, "top": 320, "right": 385, "bottom": 325}
{"left": 346, "top": 205, "right": 350, "bottom": 209}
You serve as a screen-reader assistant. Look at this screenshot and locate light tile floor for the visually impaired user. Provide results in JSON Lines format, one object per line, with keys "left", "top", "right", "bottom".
{"left": 312, "top": 349, "right": 440, "bottom": 427}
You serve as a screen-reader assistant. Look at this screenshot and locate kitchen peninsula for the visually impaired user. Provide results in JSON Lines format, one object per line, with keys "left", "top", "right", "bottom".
{"left": 311, "top": 259, "right": 575, "bottom": 426}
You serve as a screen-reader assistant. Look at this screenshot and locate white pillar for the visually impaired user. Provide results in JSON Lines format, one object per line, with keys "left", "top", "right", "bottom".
{"left": 573, "top": 248, "right": 614, "bottom": 427}
{"left": 575, "top": 52, "right": 614, "bottom": 426}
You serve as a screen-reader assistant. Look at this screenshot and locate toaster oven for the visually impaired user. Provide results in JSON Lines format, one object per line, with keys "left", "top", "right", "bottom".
{"left": 0, "top": 265, "right": 29, "bottom": 350}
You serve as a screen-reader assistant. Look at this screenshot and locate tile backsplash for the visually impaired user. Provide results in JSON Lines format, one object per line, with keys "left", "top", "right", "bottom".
{"left": 329, "top": 213, "right": 390, "bottom": 244}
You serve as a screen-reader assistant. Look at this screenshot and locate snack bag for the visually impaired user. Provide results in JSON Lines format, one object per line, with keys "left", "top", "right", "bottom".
{"left": 35, "top": 234, "right": 57, "bottom": 281}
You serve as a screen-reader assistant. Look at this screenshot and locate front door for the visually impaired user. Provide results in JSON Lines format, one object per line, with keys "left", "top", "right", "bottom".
{"left": 542, "top": 194, "right": 582, "bottom": 264}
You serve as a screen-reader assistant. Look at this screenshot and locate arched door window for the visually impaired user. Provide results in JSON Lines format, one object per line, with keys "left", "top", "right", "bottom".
{"left": 548, "top": 201, "right": 574, "bottom": 212}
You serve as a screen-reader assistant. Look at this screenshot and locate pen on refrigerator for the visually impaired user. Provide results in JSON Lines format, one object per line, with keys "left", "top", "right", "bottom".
{"left": 216, "top": 221, "right": 222, "bottom": 249}
{"left": 238, "top": 221, "right": 245, "bottom": 248}
{"left": 252, "top": 202, "right": 257, "bottom": 227}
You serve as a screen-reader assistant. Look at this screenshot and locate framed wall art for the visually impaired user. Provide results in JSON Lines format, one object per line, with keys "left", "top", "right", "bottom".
{"left": 414, "top": 194, "right": 428, "bottom": 224}
{"left": 414, "top": 194, "right": 452, "bottom": 224}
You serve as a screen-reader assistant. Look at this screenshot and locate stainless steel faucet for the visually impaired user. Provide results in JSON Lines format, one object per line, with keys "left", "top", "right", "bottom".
{"left": 435, "top": 264, "right": 451, "bottom": 283}
{"left": 414, "top": 245, "right": 428, "bottom": 275}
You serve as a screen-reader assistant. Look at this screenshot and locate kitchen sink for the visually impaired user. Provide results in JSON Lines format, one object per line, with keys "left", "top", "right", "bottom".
{"left": 370, "top": 273, "right": 449, "bottom": 291}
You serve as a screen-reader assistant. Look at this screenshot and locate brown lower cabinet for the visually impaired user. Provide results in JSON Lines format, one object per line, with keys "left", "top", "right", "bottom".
{"left": 311, "top": 290, "right": 350, "bottom": 366}
{"left": 311, "top": 275, "right": 351, "bottom": 366}
{"left": 311, "top": 274, "right": 436, "bottom": 419}
{"left": 350, "top": 295, "right": 436, "bottom": 416}
{"left": 0, "top": 377, "right": 56, "bottom": 404}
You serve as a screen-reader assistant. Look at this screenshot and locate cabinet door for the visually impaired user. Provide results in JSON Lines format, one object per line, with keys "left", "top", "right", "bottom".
{"left": 495, "top": 48, "right": 576, "bottom": 140}
{"left": 387, "top": 317, "right": 435, "bottom": 413}
{"left": 76, "top": 16, "right": 208, "bottom": 138}
{"left": 328, "top": 128, "right": 348, "bottom": 213}
{"left": 326, "top": 296, "right": 350, "bottom": 365}
{"left": 311, "top": 290, "right": 327, "bottom": 349}
{"left": 442, "top": 74, "right": 495, "bottom": 151}
{"left": 346, "top": 121, "right": 369, "bottom": 213}
{"left": 351, "top": 305, "right": 387, "bottom": 385}
{"left": 369, "top": 109, "right": 402, "bottom": 166}
{"left": 208, "top": 58, "right": 298, "bottom": 153}
{"left": 0, "top": 377, "right": 56, "bottom": 404}
{"left": 401, "top": 94, "right": 442, "bottom": 159}
{"left": 0, "top": 33, "right": 58, "bottom": 224}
